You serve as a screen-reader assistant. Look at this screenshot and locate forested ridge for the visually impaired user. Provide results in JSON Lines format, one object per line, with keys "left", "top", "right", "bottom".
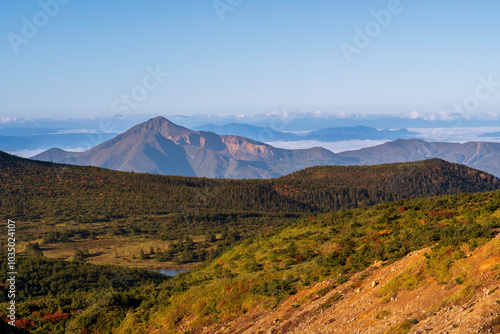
{"left": 1, "top": 150, "right": 499, "bottom": 263}
{"left": 1, "top": 151, "right": 498, "bottom": 224}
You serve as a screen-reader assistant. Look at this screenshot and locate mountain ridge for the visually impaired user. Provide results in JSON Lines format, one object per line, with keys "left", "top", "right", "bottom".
{"left": 32, "top": 116, "right": 348, "bottom": 179}
{"left": 339, "top": 138, "right": 500, "bottom": 177}
{"left": 2, "top": 151, "right": 499, "bottom": 223}
{"left": 193, "top": 123, "right": 416, "bottom": 142}
{"left": 32, "top": 117, "right": 500, "bottom": 178}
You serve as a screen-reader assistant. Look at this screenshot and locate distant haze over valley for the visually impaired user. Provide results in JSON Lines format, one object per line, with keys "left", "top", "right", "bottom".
{"left": 1, "top": 112, "right": 500, "bottom": 158}
{"left": 24, "top": 116, "right": 500, "bottom": 179}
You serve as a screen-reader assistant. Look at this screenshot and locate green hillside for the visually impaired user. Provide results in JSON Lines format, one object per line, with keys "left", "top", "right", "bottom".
{"left": 130, "top": 190, "right": 500, "bottom": 333}
{"left": 1, "top": 151, "right": 497, "bottom": 224}
{"left": 2, "top": 189, "right": 499, "bottom": 333}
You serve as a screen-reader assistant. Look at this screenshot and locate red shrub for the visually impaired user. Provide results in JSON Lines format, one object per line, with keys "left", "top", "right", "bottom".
{"left": 294, "top": 254, "right": 305, "bottom": 263}
{"left": 428, "top": 211, "right": 453, "bottom": 218}
{"left": 40, "top": 312, "right": 71, "bottom": 323}
{"left": 15, "top": 318, "right": 35, "bottom": 329}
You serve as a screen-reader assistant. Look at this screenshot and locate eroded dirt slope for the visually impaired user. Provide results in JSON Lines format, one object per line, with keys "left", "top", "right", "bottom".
{"left": 204, "top": 235, "right": 500, "bottom": 334}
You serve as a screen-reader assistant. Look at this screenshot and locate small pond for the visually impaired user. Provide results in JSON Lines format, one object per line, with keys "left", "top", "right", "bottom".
{"left": 153, "top": 269, "right": 187, "bottom": 276}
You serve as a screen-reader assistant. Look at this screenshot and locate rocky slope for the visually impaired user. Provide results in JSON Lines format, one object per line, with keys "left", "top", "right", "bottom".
{"left": 204, "top": 235, "right": 500, "bottom": 334}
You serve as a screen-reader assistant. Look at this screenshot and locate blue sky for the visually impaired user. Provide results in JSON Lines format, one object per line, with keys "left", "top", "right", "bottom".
{"left": 1, "top": 0, "right": 499, "bottom": 119}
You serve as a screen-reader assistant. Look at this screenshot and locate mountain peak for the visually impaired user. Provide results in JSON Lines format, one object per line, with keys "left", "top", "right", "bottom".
{"left": 143, "top": 116, "right": 175, "bottom": 128}
{"left": 147, "top": 116, "right": 172, "bottom": 124}
{"left": 132, "top": 116, "right": 192, "bottom": 137}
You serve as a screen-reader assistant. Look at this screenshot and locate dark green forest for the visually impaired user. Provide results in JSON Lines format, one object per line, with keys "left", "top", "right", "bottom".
{"left": 1, "top": 151, "right": 498, "bottom": 255}
{"left": 1, "top": 151, "right": 497, "bottom": 233}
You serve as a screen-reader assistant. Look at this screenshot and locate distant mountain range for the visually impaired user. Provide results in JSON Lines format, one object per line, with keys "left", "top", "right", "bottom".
{"left": 0, "top": 132, "right": 117, "bottom": 152}
{"left": 2, "top": 112, "right": 500, "bottom": 134}
{"left": 193, "top": 123, "right": 416, "bottom": 142}
{"left": 33, "top": 117, "right": 347, "bottom": 179}
{"left": 32, "top": 117, "right": 500, "bottom": 178}
{"left": 480, "top": 131, "right": 500, "bottom": 138}
{"left": 338, "top": 139, "right": 500, "bottom": 178}
{"left": 0, "top": 122, "right": 415, "bottom": 154}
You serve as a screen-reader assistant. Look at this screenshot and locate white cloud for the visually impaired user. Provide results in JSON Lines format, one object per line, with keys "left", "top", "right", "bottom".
{"left": 408, "top": 111, "right": 423, "bottom": 120}
{"left": 266, "top": 140, "right": 389, "bottom": 153}
{"left": 402, "top": 110, "right": 500, "bottom": 122}
{"left": 1, "top": 117, "right": 18, "bottom": 124}
{"left": 410, "top": 127, "right": 500, "bottom": 143}
{"left": 481, "top": 111, "right": 500, "bottom": 120}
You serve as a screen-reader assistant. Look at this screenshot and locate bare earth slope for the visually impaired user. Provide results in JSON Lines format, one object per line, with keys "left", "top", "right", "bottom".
{"left": 33, "top": 117, "right": 347, "bottom": 179}
{"left": 213, "top": 235, "right": 500, "bottom": 334}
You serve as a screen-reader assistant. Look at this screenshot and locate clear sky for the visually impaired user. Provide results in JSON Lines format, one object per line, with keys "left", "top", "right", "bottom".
{"left": 1, "top": 0, "right": 499, "bottom": 119}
